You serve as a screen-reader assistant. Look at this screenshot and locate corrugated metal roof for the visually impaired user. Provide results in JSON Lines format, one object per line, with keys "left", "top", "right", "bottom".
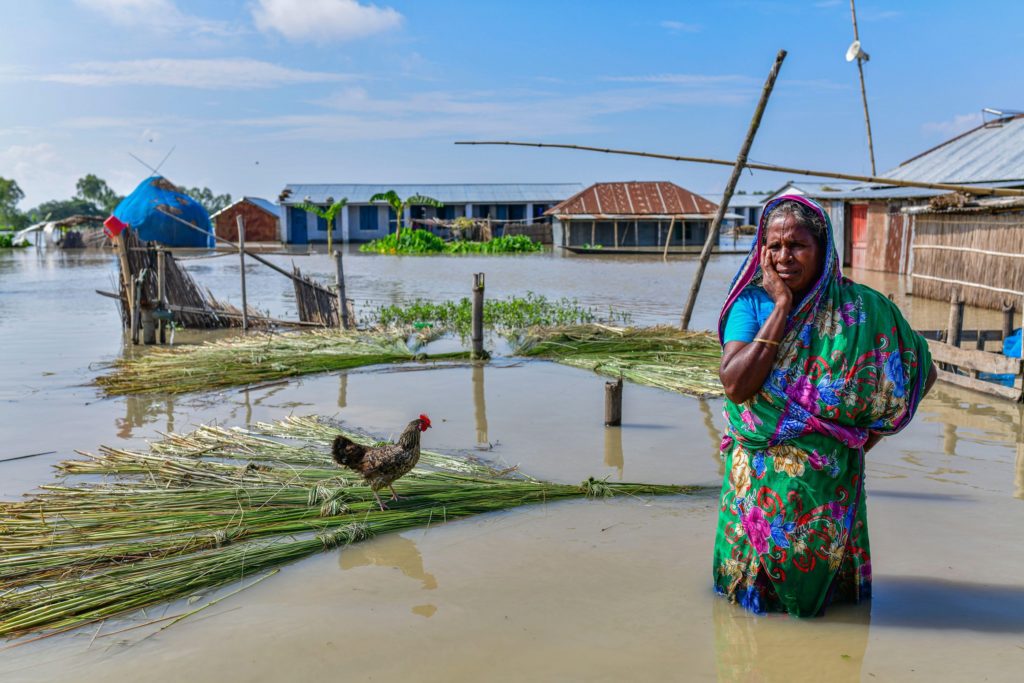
{"left": 883, "top": 115, "right": 1024, "bottom": 184}
{"left": 280, "top": 183, "right": 583, "bottom": 205}
{"left": 780, "top": 179, "right": 1024, "bottom": 201}
{"left": 548, "top": 182, "right": 718, "bottom": 217}
{"left": 245, "top": 196, "right": 283, "bottom": 217}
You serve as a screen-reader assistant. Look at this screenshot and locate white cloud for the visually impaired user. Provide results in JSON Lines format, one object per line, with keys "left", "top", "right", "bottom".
{"left": 75, "top": 0, "right": 237, "bottom": 35}
{"left": 251, "top": 0, "right": 403, "bottom": 43}
{"left": 660, "top": 20, "right": 701, "bottom": 33}
{"left": 41, "top": 58, "right": 356, "bottom": 89}
{"left": 922, "top": 112, "right": 984, "bottom": 137}
{"left": 0, "top": 143, "right": 76, "bottom": 206}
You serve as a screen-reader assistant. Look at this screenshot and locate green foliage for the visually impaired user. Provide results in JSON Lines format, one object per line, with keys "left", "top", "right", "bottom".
{"left": 368, "top": 190, "right": 444, "bottom": 235}
{"left": 445, "top": 235, "right": 543, "bottom": 254}
{"left": 75, "top": 174, "right": 123, "bottom": 214}
{"left": 361, "top": 232, "right": 543, "bottom": 255}
{"left": 29, "top": 197, "right": 102, "bottom": 222}
{"left": 0, "top": 176, "right": 26, "bottom": 229}
{"left": 359, "top": 229, "right": 446, "bottom": 254}
{"left": 185, "top": 186, "right": 232, "bottom": 214}
{"left": 0, "top": 231, "right": 28, "bottom": 248}
{"left": 370, "top": 292, "right": 630, "bottom": 337}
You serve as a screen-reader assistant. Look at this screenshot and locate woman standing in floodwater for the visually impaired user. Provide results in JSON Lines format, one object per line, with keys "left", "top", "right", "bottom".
{"left": 713, "top": 195, "right": 936, "bottom": 617}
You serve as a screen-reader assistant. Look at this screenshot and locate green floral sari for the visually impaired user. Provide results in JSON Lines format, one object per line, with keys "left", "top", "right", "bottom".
{"left": 713, "top": 195, "right": 931, "bottom": 617}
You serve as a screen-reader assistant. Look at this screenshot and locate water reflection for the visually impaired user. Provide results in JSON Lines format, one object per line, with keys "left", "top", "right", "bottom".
{"left": 118, "top": 395, "right": 177, "bottom": 438}
{"left": 603, "top": 426, "right": 623, "bottom": 479}
{"left": 712, "top": 599, "right": 869, "bottom": 682}
{"left": 1017, "top": 442, "right": 1024, "bottom": 500}
{"left": 698, "top": 399, "right": 725, "bottom": 475}
{"left": 338, "top": 374, "right": 348, "bottom": 409}
{"left": 472, "top": 363, "right": 488, "bottom": 447}
{"left": 339, "top": 534, "right": 438, "bottom": 617}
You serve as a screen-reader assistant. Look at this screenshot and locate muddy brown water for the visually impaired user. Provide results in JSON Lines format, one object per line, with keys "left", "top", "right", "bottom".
{"left": 1, "top": 248, "right": 1022, "bottom": 681}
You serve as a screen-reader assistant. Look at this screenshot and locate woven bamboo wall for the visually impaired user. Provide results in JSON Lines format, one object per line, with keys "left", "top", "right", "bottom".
{"left": 911, "top": 210, "right": 1024, "bottom": 310}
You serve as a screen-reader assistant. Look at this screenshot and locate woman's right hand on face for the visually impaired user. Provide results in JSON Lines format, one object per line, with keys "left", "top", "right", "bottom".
{"left": 761, "top": 245, "right": 793, "bottom": 308}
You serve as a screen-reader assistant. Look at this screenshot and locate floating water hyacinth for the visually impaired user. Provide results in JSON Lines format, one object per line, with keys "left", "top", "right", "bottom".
{"left": 0, "top": 416, "right": 701, "bottom": 639}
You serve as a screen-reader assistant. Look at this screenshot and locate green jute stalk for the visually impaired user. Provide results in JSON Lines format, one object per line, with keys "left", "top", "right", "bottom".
{"left": 515, "top": 325, "right": 724, "bottom": 398}
{"left": 0, "top": 416, "right": 706, "bottom": 639}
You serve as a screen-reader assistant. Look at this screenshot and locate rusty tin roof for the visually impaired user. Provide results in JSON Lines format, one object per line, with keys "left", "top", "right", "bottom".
{"left": 547, "top": 181, "right": 718, "bottom": 218}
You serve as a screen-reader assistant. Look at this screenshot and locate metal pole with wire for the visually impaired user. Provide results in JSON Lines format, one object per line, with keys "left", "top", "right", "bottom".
{"left": 849, "top": 0, "right": 877, "bottom": 175}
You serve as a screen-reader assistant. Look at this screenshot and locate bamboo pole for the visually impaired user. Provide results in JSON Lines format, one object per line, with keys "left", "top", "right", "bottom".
{"left": 454, "top": 149, "right": 1024, "bottom": 199}
{"left": 662, "top": 216, "right": 677, "bottom": 260}
{"left": 604, "top": 377, "right": 623, "bottom": 426}
{"left": 947, "top": 290, "right": 964, "bottom": 348}
{"left": 157, "top": 249, "right": 167, "bottom": 344}
{"left": 334, "top": 249, "right": 349, "bottom": 329}
{"left": 471, "top": 273, "right": 487, "bottom": 360}
{"left": 849, "top": 0, "right": 877, "bottom": 175}
{"left": 237, "top": 215, "right": 248, "bottom": 332}
{"left": 680, "top": 49, "right": 787, "bottom": 330}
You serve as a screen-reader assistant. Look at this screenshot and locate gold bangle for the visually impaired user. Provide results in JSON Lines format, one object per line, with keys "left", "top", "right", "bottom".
{"left": 752, "top": 337, "right": 780, "bottom": 347}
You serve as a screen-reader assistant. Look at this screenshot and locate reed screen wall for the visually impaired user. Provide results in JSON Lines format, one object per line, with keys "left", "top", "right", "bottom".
{"left": 911, "top": 210, "right": 1024, "bottom": 310}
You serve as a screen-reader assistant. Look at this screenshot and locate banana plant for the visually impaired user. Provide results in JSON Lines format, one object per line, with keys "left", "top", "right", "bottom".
{"left": 368, "top": 190, "right": 444, "bottom": 240}
{"left": 297, "top": 197, "right": 348, "bottom": 253}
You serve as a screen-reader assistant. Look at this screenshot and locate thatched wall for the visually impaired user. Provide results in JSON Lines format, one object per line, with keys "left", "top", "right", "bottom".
{"left": 215, "top": 202, "right": 279, "bottom": 242}
{"left": 911, "top": 209, "right": 1024, "bottom": 310}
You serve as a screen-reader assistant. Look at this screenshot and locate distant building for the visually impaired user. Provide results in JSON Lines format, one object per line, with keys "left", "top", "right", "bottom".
{"left": 546, "top": 181, "right": 720, "bottom": 251}
{"left": 211, "top": 197, "right": 283, "bottom": 242}
{"left": 278, "top": 183, "right": 583, "bottom": 244}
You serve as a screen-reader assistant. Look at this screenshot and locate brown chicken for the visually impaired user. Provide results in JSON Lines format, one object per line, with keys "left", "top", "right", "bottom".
{"left": 331, "top": 414, "right": 432, "bottom": 510}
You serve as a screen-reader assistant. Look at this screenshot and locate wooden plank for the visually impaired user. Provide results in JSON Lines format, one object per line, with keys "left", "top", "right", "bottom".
{"left": 935, "top": 368, "right": 1022, "bottom": 401}
{"left": 917, "top": 329, "right": 1003, "bottom": 342}
{"left": 928, "top": 339, "right": 1022, "bottom": 375}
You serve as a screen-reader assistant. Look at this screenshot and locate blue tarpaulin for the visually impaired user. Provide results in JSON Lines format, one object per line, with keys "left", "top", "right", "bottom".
{"left": 112, "top": 176, "right": 214, "bottom": 248}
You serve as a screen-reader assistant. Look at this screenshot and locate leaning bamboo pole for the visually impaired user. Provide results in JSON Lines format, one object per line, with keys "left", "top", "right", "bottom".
{"left": 453, "top": 146, "right": 1024, "bottom": 198}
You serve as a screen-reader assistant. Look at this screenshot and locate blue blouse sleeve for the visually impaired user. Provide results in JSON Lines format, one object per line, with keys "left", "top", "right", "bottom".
{"left": 723, "top": 288, "right": 772, "bottom": 343}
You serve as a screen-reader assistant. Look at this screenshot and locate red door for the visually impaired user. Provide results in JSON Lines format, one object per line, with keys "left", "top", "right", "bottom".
{"left": 850, "top": 204, "right": 868, "bottom": 270}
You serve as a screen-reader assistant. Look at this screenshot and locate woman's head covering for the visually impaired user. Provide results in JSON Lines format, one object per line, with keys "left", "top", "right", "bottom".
{"left": 717, "top": 194, "right": 841, "bottom": 344}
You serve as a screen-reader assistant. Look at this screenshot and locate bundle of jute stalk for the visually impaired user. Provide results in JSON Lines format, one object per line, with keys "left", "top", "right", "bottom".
{"left": 515, "top": 325, "right": 724, "bottom": 398}
{"left": 0, "top": 416, "right": 700, "bottom": 639}
{"left": 96, "top": 330, "right": 471, "bottom": 396}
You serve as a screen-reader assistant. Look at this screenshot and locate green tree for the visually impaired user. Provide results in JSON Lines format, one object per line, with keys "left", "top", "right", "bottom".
{"left": 185, "top": 187, "right": 232, "bottom": 214}
{"left": 297, "top": 197, "right": 348, "bottom": 253}
{"left": 75, "top": 174, "right": 123, "bottom": 214}
{"left": 368, "top": 190, "right": 443, "bottom": 240}
{"left": 0, "top": 177, "right": 26, "bottom": 229}
{"left": 29, "top": 198, "right": 103, "bottom": 222}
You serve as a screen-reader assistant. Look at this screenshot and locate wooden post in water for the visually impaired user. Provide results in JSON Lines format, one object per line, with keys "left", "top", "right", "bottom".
{"left": 1003, "top": 301, "right": 1016, "bottom": 342}
{"left": 157, "top": 249, "right": 167, "bottom": 344}
{"left": 681, "top": 49, "right": 787, "bottom": 329}
{"left": 334, "top": 249, "right": 349, "bottom": 329}
{"left": 947, "top": 290, "right": 964, "bottom": 348}
{"left": 130, "top": 276, "right": 141, "bottom": 345}
{"left": 662, "top": 216, "right": 677, "bottom": 260}
{"left": 604, "top": 377, "right": 623, "bottom": 426}
{"left": 471, "top": 273, "right": 486, "bottom": 359}
{"left": 237, "top": 215, "right": 249, "bottom": 332}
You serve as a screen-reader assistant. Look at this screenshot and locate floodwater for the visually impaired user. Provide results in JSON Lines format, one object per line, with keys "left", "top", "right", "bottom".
{"left": 1, "top": 247, "right": 1022, "bottom": 681}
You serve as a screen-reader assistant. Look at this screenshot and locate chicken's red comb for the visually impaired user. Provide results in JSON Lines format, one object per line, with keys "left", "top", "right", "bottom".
{"left": 419, "top": 414, "right": 432, "bottom": 429}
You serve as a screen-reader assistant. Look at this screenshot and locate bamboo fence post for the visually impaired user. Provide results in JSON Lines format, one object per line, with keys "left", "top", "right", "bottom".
{"left": 141, "top": 267, "right": 155, "bottom": 345}
{"left": 681, "top": 49, "right": 787, "bottom": 330}
{"left": 334, "top": 249, "right": 349, "bottom": 329}
{"left": 662, "top": 216, "right": 677, "bottom": 259}
{"left": 237, "top": 215, "right": 248, "bottom": 332}
{"left": 604, "top": 377, "right": 623, "bottom": 426}
{"left": 130, "top": 276, "right": 141, "bottom": 345}
{"left": 947, "top": 290, "right": 964, "bottom": 348}
{"left": 471, "top": 273, "right": 487, "bottom": 359}
{"left": 157, "top": 249, "right": 167, "bottom": 344}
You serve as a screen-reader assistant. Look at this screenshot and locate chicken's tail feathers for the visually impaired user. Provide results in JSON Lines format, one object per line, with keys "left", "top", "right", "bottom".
{"left": 331, "top": 435, "right": 365, "bottom": 469}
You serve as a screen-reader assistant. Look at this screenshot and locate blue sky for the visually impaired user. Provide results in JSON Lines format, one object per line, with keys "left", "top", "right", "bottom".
{"left": 1, "top": 0, "right": 1022, "bottom": 207}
